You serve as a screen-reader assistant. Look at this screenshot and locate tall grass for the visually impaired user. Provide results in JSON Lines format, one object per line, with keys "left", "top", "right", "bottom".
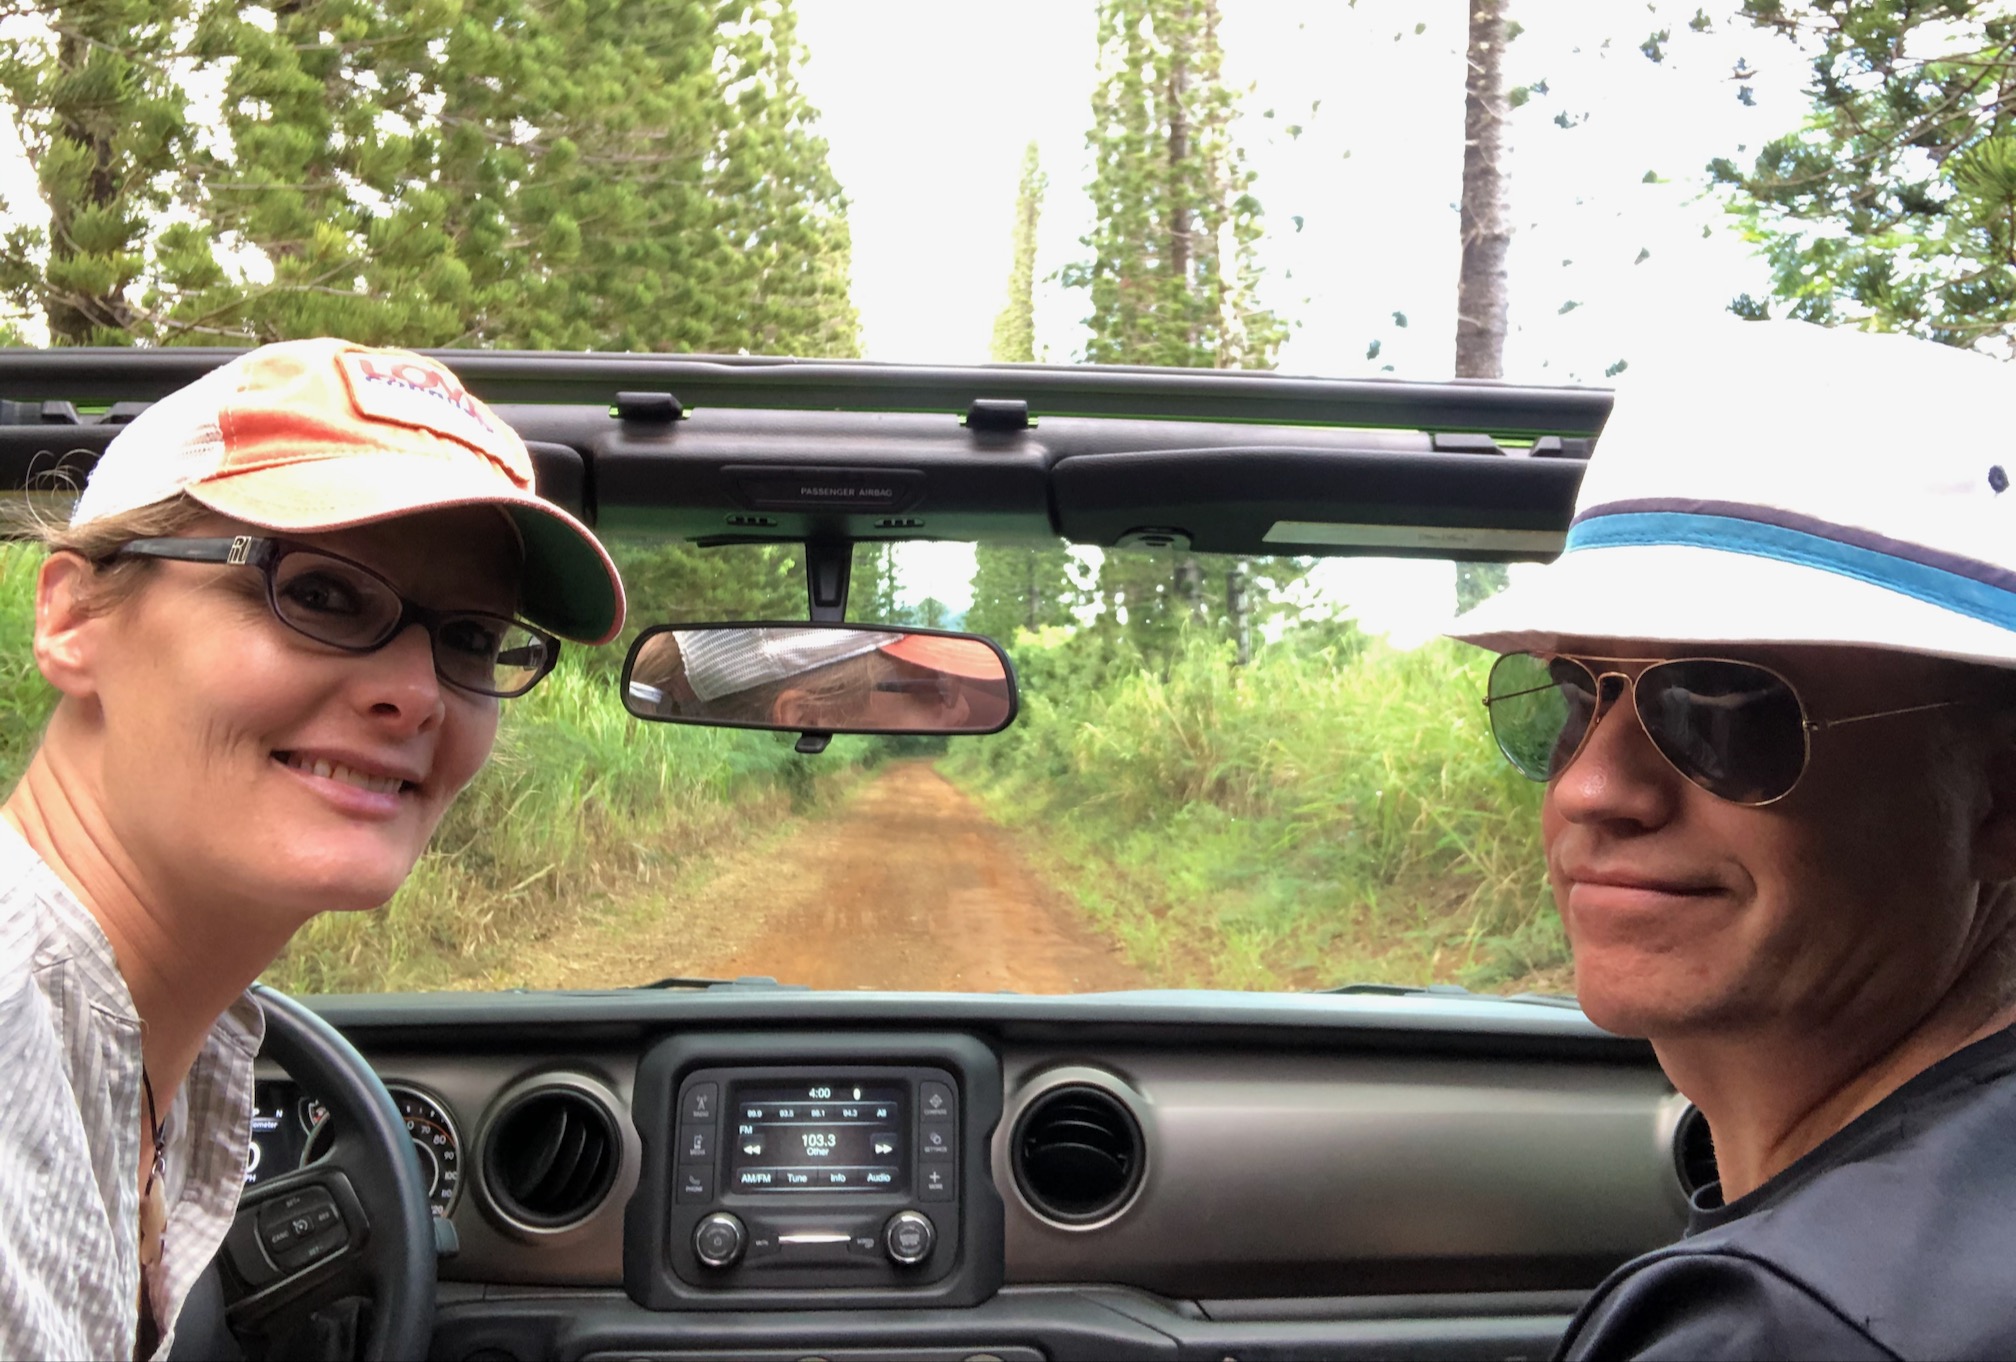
{"left": 943, "top": 626, "right": 1567, "bottom": 992}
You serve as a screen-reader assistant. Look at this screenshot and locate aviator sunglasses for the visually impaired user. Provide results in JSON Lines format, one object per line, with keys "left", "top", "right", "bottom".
{"left": 1483, "top": 652, "right": 1975, "bottom": 806}
{"left": 111, "top": 535, "right": 559, "bottom": 698}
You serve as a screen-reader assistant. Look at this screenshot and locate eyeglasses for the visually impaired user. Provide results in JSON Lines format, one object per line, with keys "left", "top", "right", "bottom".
{"left": 111, "top": 535, "right": 558, "bottom": 698}
{"left": 1483, "top": 652, "right": 1975, "bottom": 806}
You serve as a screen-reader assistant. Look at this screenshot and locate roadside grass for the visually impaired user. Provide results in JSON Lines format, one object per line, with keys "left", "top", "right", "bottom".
{"left": 942, "top": 627, "right": 1569, "bottom": 994}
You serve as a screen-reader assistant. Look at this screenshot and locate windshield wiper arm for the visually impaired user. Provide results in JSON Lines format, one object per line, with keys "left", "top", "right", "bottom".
{"left": 1318, "top": 981, "right": 1581, "bottom": 1009}
{"left": 632, "top": 974, "right": 808, "bottom": 991}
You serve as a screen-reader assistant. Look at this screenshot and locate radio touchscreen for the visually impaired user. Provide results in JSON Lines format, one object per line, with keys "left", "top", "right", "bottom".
{"left": 729, "top": 1083, "right": 906, "bottom": 1192}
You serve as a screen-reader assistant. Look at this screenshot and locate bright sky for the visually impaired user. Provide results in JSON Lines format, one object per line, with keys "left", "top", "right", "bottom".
{"left": 793, "top": 0, "right": 1812, "bottom": 636}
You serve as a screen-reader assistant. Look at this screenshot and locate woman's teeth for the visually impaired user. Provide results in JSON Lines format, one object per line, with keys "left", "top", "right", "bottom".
{"left": 281, "top": 753, "right": 406, "bottom": 795}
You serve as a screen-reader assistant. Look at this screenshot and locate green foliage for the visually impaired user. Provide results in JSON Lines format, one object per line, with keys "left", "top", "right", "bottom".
{"left": 0, "top": 0, "right": 202, "bottom": 343}
{"left": 1065, "top": 0, "right": 1286, "bottom": 370}
{"left": 0, "top": 0, "right": 860, "bottom": 353}
{"left": 0, "top": 547, "right": 54, "bottom": 792}
{"left": 989, "top": 142, "right": 1046, "bottom": 365}
{"left": 944, "top": 626, "right": 1562, "bottom": 992}
{"left": 965, "top": 542, "right": 1083, "bottom": 645}
{"left": 1715, "top": 1, "right": 2016, "bottom": 347}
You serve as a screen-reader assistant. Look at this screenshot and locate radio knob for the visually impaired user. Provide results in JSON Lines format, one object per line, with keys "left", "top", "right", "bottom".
{"left": 693, "top": 1212, "right": 746, "bottom": 1269}
{"left": 884, "top": 1210, "right": 934, "bottom": 1266}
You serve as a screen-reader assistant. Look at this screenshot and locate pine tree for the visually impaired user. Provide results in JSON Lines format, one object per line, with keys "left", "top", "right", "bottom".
{"left": 1454, "top": 0, "right": 1514, "bottom": 612}
{"left": 970, "top": 140, "right": 1080, "bottom": 645}
{"left": 1066, "top": 0, "right": 1295, "bottom": 660}
{"left": 0, "top": 0, "right": 860, "bottom": 356}
{"left": 1067, "top": 0, "right": 1284, "bottom": 370}
{"left": 1712, "top": 2, "right": 2016, "bottom": 349}
{"left": 0, "top": 0, "right": 213, "bottom": 344}
{"left": 990, "top": 142, "right": 1045, "bottom": 364}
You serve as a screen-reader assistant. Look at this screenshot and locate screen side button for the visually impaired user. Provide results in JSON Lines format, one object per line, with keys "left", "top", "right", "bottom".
{"left": 919, "top": 1081, "right": 954, "bottom": 1120}
{"left": 919, "top": 1163, "right": 956, "bottom": 1201}
{"left": 919, "top": 1124, "right": 954, "bottom": 1160}
{"left": 678, "top": 1125, "right": 713, "bottom": 1162}
{"left": 681, "top": 1082, "right": 719, "bottom": 1123}
{"left": 676, "top": 1166, "right": 714, "bottom": 1203}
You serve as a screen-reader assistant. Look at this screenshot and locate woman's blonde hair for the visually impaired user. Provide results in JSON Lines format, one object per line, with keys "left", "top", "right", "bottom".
{"left": 3, "top": 493, "right": 212, "bottom": 617}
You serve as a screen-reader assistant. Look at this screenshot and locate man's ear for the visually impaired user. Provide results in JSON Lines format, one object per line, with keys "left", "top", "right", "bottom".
{"left": 771, "top": 687, "right": 818, "bottom": 730}
{"left": 1974, "top": 713, "right": 2016, "bottom": 884}
{"left": 32, "top": 552, "right": 105, "bottom": 700}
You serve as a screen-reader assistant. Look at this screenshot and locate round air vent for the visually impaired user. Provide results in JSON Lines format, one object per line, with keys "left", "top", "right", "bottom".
{"left": 1012, "top": 1083, "right": 1145, "bottom": 1225}
{"left": 482, "top": 1085, "right": 619, "bottom": 1232}
{"left": 1672, "top": 1103, "right": 1718, "bottom": 1198}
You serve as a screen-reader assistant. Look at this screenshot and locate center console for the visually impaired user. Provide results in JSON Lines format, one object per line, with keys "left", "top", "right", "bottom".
{"left": 623, "top": 1032, "right": 1003, "bottom": 1310}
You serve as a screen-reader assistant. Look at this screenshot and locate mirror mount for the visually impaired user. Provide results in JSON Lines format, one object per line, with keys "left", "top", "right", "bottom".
{"left": 794, "top": 731, "right": 833, "bottom": 756}
{"left": 805, "top": 541, "right": 853, "bottom": 623}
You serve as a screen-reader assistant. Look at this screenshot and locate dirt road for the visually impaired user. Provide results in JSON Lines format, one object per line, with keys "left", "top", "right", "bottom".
{"left": 506, "top": 762, "right": 1141, "bottom": 993}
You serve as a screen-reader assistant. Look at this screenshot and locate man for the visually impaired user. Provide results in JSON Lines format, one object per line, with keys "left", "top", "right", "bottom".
{"left": 1450, "top": 320, "right": 2016, "bottom": 1359}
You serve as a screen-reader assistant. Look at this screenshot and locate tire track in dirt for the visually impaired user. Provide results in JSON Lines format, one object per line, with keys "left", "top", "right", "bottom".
{"left": 682, "top": 762, "right": 1141, "bottom": 992}
{"left": 503, "top": 761, "right": 1140, "bottom": 994}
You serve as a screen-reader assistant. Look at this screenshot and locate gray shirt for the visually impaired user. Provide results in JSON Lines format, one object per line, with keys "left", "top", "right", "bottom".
{"left": 0, "top": 823, "right": 262, "bottom": 1361}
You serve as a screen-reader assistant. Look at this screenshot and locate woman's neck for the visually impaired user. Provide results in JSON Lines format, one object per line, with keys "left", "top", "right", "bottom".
{"left": 4, "top": 746, "right": 289, "bottom": 1094}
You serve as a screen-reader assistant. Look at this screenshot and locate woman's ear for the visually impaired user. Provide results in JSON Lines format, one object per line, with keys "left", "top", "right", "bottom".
{"left": 33, "top": 552, "right": 105, "bottom": 700}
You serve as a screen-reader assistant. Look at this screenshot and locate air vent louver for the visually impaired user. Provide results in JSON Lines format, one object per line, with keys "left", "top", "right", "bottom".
{"left": 1673, "top": 1104, "right": 1718, "bottom": 1198}
{"left": 483, "top": 1087, "right": 618, "bottom": 1231}
{"left": 1013, "top": 1084, "right": 1144, "bottom": 1225}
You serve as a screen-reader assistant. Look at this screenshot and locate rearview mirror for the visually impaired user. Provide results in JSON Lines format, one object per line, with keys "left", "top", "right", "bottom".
{"left": 621, "top": 624, "right": 1018, "bottom": 736}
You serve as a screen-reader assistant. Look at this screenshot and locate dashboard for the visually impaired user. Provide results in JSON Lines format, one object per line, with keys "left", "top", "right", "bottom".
{"left": 271, "top": 987, "right": 1697, "bottom": 1361}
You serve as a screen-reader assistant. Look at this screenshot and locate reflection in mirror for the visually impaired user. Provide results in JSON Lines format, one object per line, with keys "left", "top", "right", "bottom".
{"left": 622, "top": 625, "right": 1016, "bottom": 736}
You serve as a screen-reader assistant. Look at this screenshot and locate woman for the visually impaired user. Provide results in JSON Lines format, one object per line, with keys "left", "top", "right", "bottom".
{"left": 0, "top": 339, "right": 624, "bottom": 1359}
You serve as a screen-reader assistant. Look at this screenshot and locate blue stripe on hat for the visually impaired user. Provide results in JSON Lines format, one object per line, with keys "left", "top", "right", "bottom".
{"left": 1565, "top": 509, "right": 2016, "bottom": 631}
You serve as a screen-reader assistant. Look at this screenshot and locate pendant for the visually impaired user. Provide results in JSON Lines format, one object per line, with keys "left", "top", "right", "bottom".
{"left": 138, "top": 1178, "right": 167, "bottom": 1269}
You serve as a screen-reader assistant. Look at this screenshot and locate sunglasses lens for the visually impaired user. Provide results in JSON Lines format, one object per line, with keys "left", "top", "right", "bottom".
{"left": 1636, "top": 660, "right": 1807, "bottom": 804}
{"left": 1486, "top": 652, "right": 1600, "bottom": 782}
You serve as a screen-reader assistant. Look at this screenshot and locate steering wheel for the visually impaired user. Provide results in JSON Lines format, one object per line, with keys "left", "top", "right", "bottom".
{"left": 171, "top": 985, "right": 435, "bottom": 1361}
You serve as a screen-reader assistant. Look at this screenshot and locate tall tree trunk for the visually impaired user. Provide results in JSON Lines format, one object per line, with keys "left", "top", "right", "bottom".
{"left": 1455, "top": 0, "right": 1510, "bottom": 380}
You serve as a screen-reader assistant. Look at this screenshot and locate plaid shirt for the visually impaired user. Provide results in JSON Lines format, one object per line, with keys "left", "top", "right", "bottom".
{"left": 0, "top": 823, "right": 261, "bottom": 1361}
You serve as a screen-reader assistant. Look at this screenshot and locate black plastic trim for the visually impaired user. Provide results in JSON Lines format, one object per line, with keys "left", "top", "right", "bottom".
{"left": 426, "top": 1284, "right": 1576, "bottom": 1362}
{"left": 300, "top": 989, "right": 1644, "bottom": 1061}
{"left": 0, "top": 349, "right": 1612, "bottom": 436}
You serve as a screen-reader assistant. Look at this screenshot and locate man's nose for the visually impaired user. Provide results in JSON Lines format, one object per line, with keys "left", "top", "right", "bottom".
{"left": 1547, "top": 677, "right": 1686, "bottom": 829}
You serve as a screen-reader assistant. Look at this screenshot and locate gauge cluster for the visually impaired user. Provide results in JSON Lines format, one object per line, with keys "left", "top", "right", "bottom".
{"left": 249, "top": 1079, "right": 462, "bottom": 1220}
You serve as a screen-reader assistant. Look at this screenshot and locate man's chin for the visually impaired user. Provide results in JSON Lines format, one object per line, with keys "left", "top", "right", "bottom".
{"left": 1570, "top": 960, "right": 1709, "bottom": 1039}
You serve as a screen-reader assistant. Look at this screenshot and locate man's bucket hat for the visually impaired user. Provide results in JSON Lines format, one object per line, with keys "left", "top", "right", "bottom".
{"left": 1449, "top": 320, "right": 2016, "bottom": 668}
{"left": 72, "top": 338, "right": 625, "bottom": 645}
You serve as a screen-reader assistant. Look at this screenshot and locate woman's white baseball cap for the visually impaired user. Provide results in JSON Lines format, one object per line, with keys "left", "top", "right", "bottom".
{"left": 70, "top": 338, "right": 625, "bottom": 645}
{"left": 1449, "top": 319, "right": 2016, "bottom": 668}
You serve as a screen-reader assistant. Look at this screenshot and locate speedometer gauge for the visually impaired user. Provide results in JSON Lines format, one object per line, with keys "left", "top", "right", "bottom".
{"left": 302, "top": 1084, "right": 463, "bottom": 1220}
